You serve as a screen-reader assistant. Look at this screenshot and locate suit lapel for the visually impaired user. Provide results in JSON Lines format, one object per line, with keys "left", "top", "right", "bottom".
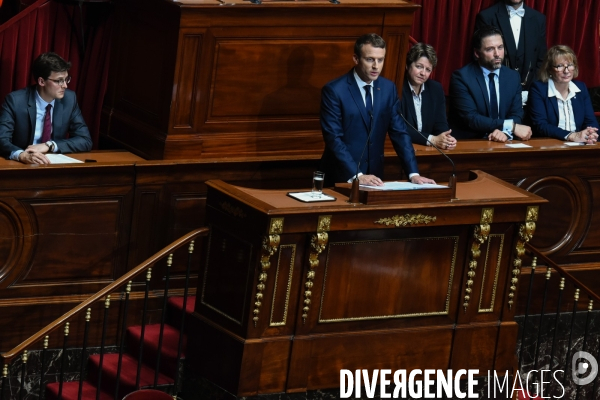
{"left": 473, "top": 64, "right": 491, "bottom": 116}
{"left": 495, "top": 3, "right": 517, "bottom": 67}
{"left": 403, "top": 80, "right": 418, "bottom": 127}
{"left": 346, "top": 72, "right": 370, "bottom": 128}
{"left": 27, "top": 87, "right": 37, "bottom": 144}
{"left": 53, "top": 97, "right": 63, "bottom": 139}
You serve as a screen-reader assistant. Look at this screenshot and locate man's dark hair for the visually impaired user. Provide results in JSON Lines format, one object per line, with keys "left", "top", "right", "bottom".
{"left": 32, "top": 52, "right": 71, "bottom": 81}
{"left": 354, "top": 33, "right": 386, "bottom": 58}
{"left": 471, "top": 25, "right": 503, "bottom": 51}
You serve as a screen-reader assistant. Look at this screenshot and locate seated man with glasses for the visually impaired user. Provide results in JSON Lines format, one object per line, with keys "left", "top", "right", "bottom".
{"left": 0, "top": 52, "right": 92, "bottom": 164}
{"left": 529, "top": 45, "right": 599, "bottom": 143}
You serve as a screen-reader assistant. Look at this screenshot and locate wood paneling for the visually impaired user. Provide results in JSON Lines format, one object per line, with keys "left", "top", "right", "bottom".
{"left": 102, "top": 0, "right": 419, "bottom": 160}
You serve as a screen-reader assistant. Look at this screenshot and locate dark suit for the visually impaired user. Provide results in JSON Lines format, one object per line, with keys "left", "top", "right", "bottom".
{"left": 399, "top": 78, "right": 449, "bottom": 145}
{"left": 448, "top": 63, "right": 523, "bottom": 139}
{"left": 529, "top": 80, "right": 599, "bottom": 139}
{"left": 320, "top": 70, "right": 418, "bottom": 186}
{"left": 475, "top": 2, "right": 547, "bottom": 91}
{"left": 0, "top": 85, "right": 92, "bottom": 158}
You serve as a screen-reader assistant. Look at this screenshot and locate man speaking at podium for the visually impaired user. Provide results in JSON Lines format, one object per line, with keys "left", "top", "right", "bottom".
{"left": 0, "top": 52, "right": 92, "bottom": 164}
{"left": 319, "top": 33, "right": 435, "bottom": 187}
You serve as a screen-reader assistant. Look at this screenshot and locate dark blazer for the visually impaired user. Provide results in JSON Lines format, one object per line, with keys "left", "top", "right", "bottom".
{"left": 475, "top": 2, "right": 547, "bottom": 91}
{"left": 448, "top": 63, "right": 523, "bottom": 139}
{"left": 0, "top": 85, "right": 92, "bottom": 158}
{"left": 399, "top": 78, "right": 449, "bottom": 145}
{"left": 529, "top": 80, "right": 599, "bottom": 139}
{"left": 320, "top": 69, "right": 418, "bottom": 186}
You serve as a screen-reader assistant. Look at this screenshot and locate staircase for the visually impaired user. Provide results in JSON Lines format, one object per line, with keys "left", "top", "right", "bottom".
{"left": 45, "top": 296, "right": 196, "bottom": 400}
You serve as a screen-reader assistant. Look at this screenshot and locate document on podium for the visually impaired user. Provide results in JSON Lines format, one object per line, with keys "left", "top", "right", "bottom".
{"left": 360, "top": 182, "right": 448, "bottom": 191}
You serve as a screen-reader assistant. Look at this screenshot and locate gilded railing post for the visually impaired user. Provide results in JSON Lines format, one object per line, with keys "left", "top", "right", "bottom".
{"left": 463, "top": 208, "right": 493, "bottom": 311}
{"left": 303, "top": 215, "right": 331, "bottom": 324}
{"left": 508, "top": 206, "right": 539, "bottom": 310}
{"left": 253, "top": 218, "right": 283, "bottom": 327}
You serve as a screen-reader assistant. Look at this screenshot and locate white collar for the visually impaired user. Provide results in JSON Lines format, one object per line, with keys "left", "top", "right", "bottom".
{"left": 353, "top": 69, "right": 375, "bottom": 88}
{"left": 548, "top": 79, "right": 580, "bottom": 101}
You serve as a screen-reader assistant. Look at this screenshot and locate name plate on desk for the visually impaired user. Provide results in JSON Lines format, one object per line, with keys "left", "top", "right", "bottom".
{"left": 333, "top": 181, "right": 453, "bottom": 205}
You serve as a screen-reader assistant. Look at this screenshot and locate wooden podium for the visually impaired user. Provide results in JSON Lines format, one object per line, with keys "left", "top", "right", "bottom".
{"left": 189, "top": 171, "right": 546, "bottom": 396}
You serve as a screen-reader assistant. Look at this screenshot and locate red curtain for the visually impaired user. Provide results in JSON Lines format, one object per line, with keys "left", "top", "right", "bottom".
{"left": 0, "top": 0, "right": 112, "bottom": 149}
{"left": 410, "top": 0, "right": 600, "bottom": 93}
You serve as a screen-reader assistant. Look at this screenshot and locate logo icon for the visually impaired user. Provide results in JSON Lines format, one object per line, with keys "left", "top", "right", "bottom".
{"left": 572, "top": 351, "right": 598, "bottom": 385}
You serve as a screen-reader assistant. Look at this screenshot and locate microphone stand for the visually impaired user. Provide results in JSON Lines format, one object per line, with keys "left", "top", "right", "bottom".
{"left": 400, "top": 113, "right": 457, "bottom": 200}
{"left": 349, "top": 111, "right": 374, "bottom": 204}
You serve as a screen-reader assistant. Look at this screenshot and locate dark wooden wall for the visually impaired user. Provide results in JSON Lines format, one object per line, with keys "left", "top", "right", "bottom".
{"left": 100, "top": 0, "right": 419, "bottom": 159}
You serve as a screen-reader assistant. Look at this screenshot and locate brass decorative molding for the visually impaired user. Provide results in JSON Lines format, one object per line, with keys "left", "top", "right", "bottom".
{"left": 302, "top": 215, "right": 331, "bottom": 324}
{"left": 463, "top": 208, "right": 493, "bottom": 311}
{"left": 508, "top": 205, "right": 539, "bottom": 310}
{"left": 253, "top": 234, "right": 280, "bottom": 327}
{"left": 270, "top": 217, "right": 284, "bottom": 235}
{"left": 374, "top": 213, "right": 436, "bottom": 227}
{"left": 219, "top": 201, "right": 247, "bottom": 219}
{"left": 270, "top": 244, "right": 296, "bottom": 327}
{"left": 478, "top": 234, "right": 504, "bottom": 313}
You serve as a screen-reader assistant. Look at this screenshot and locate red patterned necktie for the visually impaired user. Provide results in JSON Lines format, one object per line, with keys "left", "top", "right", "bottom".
{"left": 41, "top": 104, "right": 52, "bottom": 142}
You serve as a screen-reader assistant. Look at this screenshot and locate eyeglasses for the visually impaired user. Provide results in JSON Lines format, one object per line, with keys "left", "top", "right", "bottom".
{"left": 46, "top": 76, "right": 71, "bottom": 86}
{"left": 553, "top": 64, "right": 575, "bottom": 72}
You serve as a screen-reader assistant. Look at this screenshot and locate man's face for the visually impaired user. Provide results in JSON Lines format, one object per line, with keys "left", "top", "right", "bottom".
{"left": 504, "top": 0, "right": 524, "bottom": 8}
{"left": 475, "top": 35, "right": 504, "bottom": 71}
{"left": 353, "top": 44, "right": 386, "bottom": 83}
{"left": 37, "top": 71, "right": 69, "bottom": 103}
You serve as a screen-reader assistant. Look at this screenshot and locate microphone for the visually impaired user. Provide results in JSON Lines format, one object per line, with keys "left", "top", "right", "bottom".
{"left": 400, "top": 113, "right": 457, "bottom": 200}
{"left": 349, "top": 111, "right": 374, "bottom": 204}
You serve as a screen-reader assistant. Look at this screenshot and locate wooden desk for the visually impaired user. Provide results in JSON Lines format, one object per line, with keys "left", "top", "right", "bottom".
{"left": 406, "top": 138, "right": 600, "bottom": 267}
{"left": 189, "top": 171, "right": 545, "bottom": 395}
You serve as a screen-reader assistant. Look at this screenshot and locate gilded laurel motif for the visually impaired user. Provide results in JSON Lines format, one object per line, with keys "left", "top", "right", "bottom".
{"left": 219, "top": 201, "right": 247, "bottom": 219}
{"left": 270, "top": 218, "right": 284, "bottom": 235}
{"left": 253, "top": 234, "right": 280, "bottom": 326}
{"left": 508, "top": 206, "right": 539, "bottom": 310}
{"left": 463, "top": 208, "right": 493, "bottom": 311}
{"left": 303, "top": 216, "right": 331, "bottom": 323}
{"left": 317, "top": 215, "right": 331, "bottom": 232}
{"left": 374, "top": 214, "right": 436, "bottom": 227}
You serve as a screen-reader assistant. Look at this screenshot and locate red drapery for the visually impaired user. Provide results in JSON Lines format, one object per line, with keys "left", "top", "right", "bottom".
{"left": 410, "top": 0, "right": 600, "bottom": 93}
{"left": 0, "top": 0, "right": 112, "bottom": 149}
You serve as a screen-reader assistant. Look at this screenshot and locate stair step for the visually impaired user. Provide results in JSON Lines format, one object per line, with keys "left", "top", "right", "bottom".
{"left": 88, "top": 353, "right": 173, "bottom": 398}
{"left": 126, "top": 323, "right": 186, "bottom": 378}
{"left": 46, "top": 380, "right": 113, "bottom": 400}
{"left": 166, "top": 296, "right": 195, "bottom": 330}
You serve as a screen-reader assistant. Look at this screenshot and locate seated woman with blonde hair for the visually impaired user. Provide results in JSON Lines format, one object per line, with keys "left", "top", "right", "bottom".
{"left": 399, "top": 43, "right": 456, "bottom": 150}
{"left": 529, "top": 45, "right": 598, "bottom": 144}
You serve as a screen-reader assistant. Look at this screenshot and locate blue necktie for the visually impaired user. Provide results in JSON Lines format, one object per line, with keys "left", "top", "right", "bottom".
{"left": 488, "top": 73, "right": 499, "bottom": 120}
{"left": 364, "top": 85, "right": 373, "bottom": 114}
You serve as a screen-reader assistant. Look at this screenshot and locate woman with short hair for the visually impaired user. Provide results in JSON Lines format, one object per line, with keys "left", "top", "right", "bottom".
{"left": 399, "top": 43, "right": 456, "bottom": 150}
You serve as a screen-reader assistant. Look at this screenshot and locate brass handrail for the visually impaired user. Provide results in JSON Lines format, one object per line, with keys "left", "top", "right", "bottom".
{"left": 525, "top": 242, "right": 600, "bottom": 304}
{"left": 0, "top": 227, "right": 209, "bottom": 363}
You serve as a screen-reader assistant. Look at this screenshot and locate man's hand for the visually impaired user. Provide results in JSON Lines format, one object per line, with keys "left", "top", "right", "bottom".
{"left": 26, "top": 143, "right": 51, "bottom": 153}
{"left": 431, "top": 130, "right": 457, "bottom": 150}
{"left": 358, "top": 174, "right": 384, "bottom": 186}
{"left": 18, "top": 150, "right": 51, "bottom": 164}
{"left": 411, "top": 175, "right": 436, "bottom": 185}
{"left": 513, "top": 124, "right": 532, "bottom": 141}
{"left": 488, "top": 129, "right": 509, "bottom": 142}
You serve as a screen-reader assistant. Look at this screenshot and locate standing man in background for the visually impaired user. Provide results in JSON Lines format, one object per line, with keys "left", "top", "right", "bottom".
{"left": 0, "top": 52, "right": 92, "bottom": 164}
{"left": 475, "top": 0, "right": 547, "bottom": 104}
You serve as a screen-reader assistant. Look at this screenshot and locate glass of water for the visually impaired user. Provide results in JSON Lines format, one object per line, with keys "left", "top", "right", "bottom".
{"left": 312, "top": 171, "right": 325, "bottom": 198}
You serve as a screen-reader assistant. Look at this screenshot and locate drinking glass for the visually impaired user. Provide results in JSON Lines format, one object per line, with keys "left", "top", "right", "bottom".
{"left": 312, "top": 171, "right": 325, "bottom": 198}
